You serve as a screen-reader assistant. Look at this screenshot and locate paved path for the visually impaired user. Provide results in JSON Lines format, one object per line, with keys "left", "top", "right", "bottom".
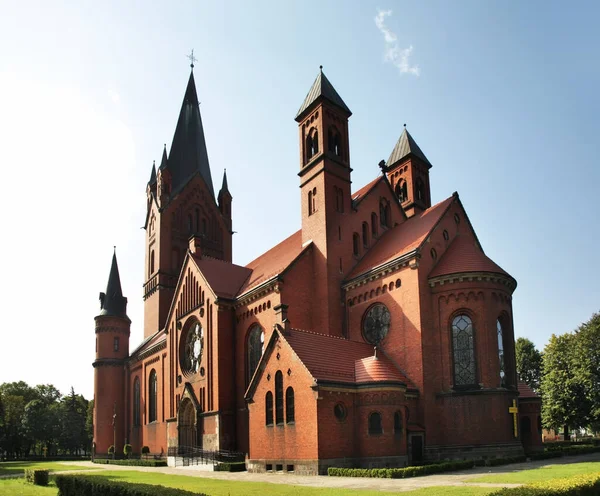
{"left": 3, "top": 453, "right": 599, "bottom": 492}
{"left": 53, "top": 452, "right": 600, "bottom": 493}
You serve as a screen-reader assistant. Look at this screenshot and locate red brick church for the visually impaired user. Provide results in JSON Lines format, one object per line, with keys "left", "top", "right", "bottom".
{"left": 93, "top": 66, "right": 541, "bottom": 474}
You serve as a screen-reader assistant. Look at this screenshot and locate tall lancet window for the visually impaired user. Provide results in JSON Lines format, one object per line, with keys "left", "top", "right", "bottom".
{"left": 247, "top": 326, "right": 265, "bottom": 385}
{"left": 497, "top": 319, "right": 505, "bottom": 385}
{"left": 148, "top": 369, "right": 158, "bottom": 423}
{"left": 452, "top": 315, "right": 476, "bottom": 387}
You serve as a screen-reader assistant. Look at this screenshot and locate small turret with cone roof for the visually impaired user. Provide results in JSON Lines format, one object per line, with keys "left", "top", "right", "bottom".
{"left": 218, "top": 169, "right": 232, "bottom": 229}
{"left": 97, "top": 248, "right": 130, "bottom": 321}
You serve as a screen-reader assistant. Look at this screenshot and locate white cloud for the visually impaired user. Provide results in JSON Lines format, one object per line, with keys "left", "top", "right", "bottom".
{"left": 375, "top": 9, "right": 420, "bottom": 77}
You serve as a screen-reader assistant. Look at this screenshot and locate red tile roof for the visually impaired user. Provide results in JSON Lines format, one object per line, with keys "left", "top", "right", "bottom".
{"left": 429, "top": 235, "right": 510, "bottom": 279}
{"left": 238, "top": 230, "right": 307, "bottom": 295}
{"left": 518, "top": 381, "right": 540, "bottom": 399}
{"left": 192, "top": 256, "right": 251, "bottom": 299}
{"left": 347, "top": 195, "right": 455, "bottom": 279}
{"left": 285, "top": 328, "right": 414, "bottom": 387}
{"left": 352, "top": 176, "right": 383, "bottom": 203}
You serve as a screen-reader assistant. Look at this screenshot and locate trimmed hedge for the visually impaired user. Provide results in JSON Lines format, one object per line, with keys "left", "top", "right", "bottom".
{"left": 25, "top": 469, "right": 49, "bottom": 486}
{"left": 92, "top": 459, "right": 167, "bottom": 467}
{"left": 488, "top": 472, "right": 600, "bottom": 495}
{"left": 55, "top": 474, "right": 209, "bottom": 496}
{"left": 328, "top": 455, "right": 528, "bottom": 479}
{"left": 214, "top": 461, "right": 246, "bottom": 472}
{"left": 529, "top": 451, "right": 563, "bottom": 461}
{"left": 328, "top": 460, "right": 476, "bottom": 479}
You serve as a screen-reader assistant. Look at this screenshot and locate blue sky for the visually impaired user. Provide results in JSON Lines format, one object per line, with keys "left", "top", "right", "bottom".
{"left": 1, "top": 1, "right": 598, "bottom": 399}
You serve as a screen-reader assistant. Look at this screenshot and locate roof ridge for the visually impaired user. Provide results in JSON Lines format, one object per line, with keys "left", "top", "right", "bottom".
{"left": 290, "top": 328, "right": 361, "bottom": 342}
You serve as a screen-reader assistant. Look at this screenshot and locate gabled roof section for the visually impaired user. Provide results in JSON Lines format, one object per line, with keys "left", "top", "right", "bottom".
{"left": 238, "top": 230, "right": 308, "bottom": 295}
{"left": 295, "top": 68, "right": 352, "bottom": 122}
{"left": 98, "top": 250, "right": 129, "bottom": 321}
{"left": 518, "top": 381, "right": 540, "bottom": 400}
{"left": 387, "top": 127, "right": 432, "bottom": 168}
{"left": 245, "top": 328, "right": 415, "bottom": 401}
{"left": 429, "top": 234, "right": 512, "bottom": 280}
{"left": 347, "top": 195, "right": 455, "bottom": 279}
{"left": 286, "top": 329, "right": 414, "bottom": 387}
{"left": 191, "top": 255, "right": 251, "bottom": 299}
{"left": 167, "top": 71, "right": 215, "bottom": 198}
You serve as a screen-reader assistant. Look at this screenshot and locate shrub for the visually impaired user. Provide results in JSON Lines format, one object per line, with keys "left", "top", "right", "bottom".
{"left": 107, "top": 445, "right": 115, "bottom": 455}
{"left": 328, "top": 460, "right": 476, "bottom": 479}
{"left": 529, "top": 451, "right": 563, "bottom": 461}
{"left": 141, "top": 445, "right": 150, "bottom": 459}
{"left": 55, "top": 474, "right": 210, "bottom": 496}
{"left": 92, "top": 459, "right": 167, "bottom": 467}
{"left": 25, "top": 469, "right": 49, "bottom": 486}
{"left": 214, "top": 461, "right": 246, "bottom": 472}
{"left": 487, "top": 472, "right": 600, "bottom": 495}
{"left": 123, "top": 444, "right": 133, "bottom": 459}
{"left": 486, "top": 455, "right": 527, "bottom": 466}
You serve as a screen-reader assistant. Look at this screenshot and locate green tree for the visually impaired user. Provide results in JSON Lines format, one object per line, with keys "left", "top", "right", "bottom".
{"left": 515, "top": 337, "right": 543, "bottom": 391}
{"left": 540, "top": 333, "right": 590, "bottom": 440}
{"left": 574, "top": 312, "right": 600, "bottom": 426}
{"left": 86, "top": 399, "right": 94, "bottom": 453}
{"left": 3, "top": 394, "right": 26, "bottom": 457}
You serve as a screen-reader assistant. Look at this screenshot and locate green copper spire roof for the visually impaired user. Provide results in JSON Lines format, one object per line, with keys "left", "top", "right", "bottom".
{"left": 295, "top": 67, "right": 351, "bottom": 121}
{"left": 387, "top": 127, "right": 432, "bottom": 168}
{"left": 98, "top": 249, "right": 129, "bottom": 320}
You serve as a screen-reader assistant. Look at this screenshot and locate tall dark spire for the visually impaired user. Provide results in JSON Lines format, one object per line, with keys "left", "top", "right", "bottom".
{"left": 165, "top": 71, "right": 215, "bottom": 198}
{"left": 220, "top": 169, "right": 229, "bottom": 194}
{"left": 98, "top": 249, "right": 129, "bottom": 320}
{"left": 295, "top": 68, "right": 352, "bottom": 122}
{"left": 159, "top": 144, "right": 168, "bottom": 171}
{"left": 148, "top": 161, "right": 157, "bottom": 186}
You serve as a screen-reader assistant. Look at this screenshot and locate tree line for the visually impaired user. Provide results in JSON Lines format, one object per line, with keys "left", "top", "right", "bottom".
{"left": 516, "top": 311, "right": 600, "bottom": 439}
{"left": 0, "top": 381, "right": 93, "bottom": 458}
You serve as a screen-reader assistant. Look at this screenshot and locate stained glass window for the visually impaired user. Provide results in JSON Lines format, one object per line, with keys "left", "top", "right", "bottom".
{"left": 265, "top": 391, "right": 273, "bottom": 426}
{"left": 148, "top": 370, "right": 157, "bottom": 423}
{"left": 133, "top": 377, "right": 140, "bottom": 427}
{"left": 452, "top": 315, "right": 476, "bottom": 386}
{"left": 247, "top": 326, "right": 264, "bottom": 385}
{"left": 497, "top": 319, "right": 505, "bottom": 385}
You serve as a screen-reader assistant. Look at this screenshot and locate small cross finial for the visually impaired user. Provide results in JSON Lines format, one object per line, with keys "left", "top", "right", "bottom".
{"left": 187, "top": 49, "right": 197, "bottom": 69}
{"left": 319, "top": 65, "right": 323, "bottom": 72}
{"left": 403, "top": 123, "right": 407, "bottom": 128}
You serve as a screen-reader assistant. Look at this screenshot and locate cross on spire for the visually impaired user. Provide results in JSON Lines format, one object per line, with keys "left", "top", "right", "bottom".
{"left": 187, "top": 49, "right": 197, "bottom": 69}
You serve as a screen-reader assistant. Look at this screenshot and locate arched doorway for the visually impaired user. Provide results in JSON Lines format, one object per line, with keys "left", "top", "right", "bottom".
{"left": 178, "top": 398, "right": 197, "bottom": 449}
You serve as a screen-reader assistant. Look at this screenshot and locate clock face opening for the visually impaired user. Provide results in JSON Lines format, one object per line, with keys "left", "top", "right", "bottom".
{"left": 362, "top": 303, "right": 391, "bottom": 346}
{"left": 181, "top": 322, "right": 204, "bottom": 375}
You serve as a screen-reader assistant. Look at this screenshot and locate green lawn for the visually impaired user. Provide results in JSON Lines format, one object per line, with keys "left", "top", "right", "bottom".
{"left": 468, "top": 460, "right": 600, "bottom": 484}
{"left": 0, "top": 479, "right": 59, "bottom": 496}
{"left": 0, "top": 461, "right": 98, "bottom": 476}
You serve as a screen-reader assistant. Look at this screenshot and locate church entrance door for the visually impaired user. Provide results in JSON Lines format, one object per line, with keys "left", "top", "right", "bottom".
{"left": 178, "top": 398, "right": 197, "bottom": 450}
{"left": 409, "top": 434, "right": 424, "bottom": 464}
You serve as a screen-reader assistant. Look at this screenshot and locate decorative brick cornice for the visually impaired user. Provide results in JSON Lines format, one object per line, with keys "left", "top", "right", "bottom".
{"left": 235, "top": 277, "right": 282, "bottom": 308}
{"left": 342, "top": 250, "right": 418, "bottom": 290}
{"left": 93, "top": 358, "right": 125, "bottom": 368}
{"left": 428, "top": 271, "right": 517, "bottom": 292}
{"left": 129, "top": 340, "right": 167, "bottom": 364}
{"left": 95, "top": 325, "right": 130, "bottom": 336}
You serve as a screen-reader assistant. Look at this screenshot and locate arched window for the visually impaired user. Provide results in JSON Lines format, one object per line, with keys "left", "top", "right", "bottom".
{"left": 275, "top": 371, "right": 284, "bottom": 424}
{"left": 149, "top": 250, "right": 155, "bottom": 275}
{"left": 380, "top": 199, "right": 391, "bottom": 228}
{"left": 394, "top": 411, "right": 403, "bottom": 437}
{"left": 306, "top": 130, "right": 318, "bottom": 160}
{"left": 371, "top": 213, "right": 378, "bottom": 237}
{"left": 368, "top": 412, "right": 382, "bottom": 435}
{"left": 416, "top": 178, "right": 425, "bottom": 202}
{"left": 308, "top": 190, "right": 313, "bottom": 215}
{"left": 148, "top": 369, "right": 157, "bottom": 423}
{"left": 402, "top": 181, "right": 408, "bottom": 202}
{"left": 497, "top": 319, "right": 506, "bottom": 386}
{"left": 385, "top": 203, "right": 391, "bottom": 227}
{"left": 353, "top": 233, "right": 360, "bottom": 257}
{"left": 334, "top": 186, "right": 344, "bottom": 213}
{"left": 452, "top": 315, "right": 476, "bottom": 387}
{"left": 286, "top": 387, "right": 295, "bottom": 423}
{"left": 334, "top": 134, "right": 341, "bottom": 157}
{"left": 265, "top": 391, "right": 273, "bottom": 426}
{"left": 247, "top": 326, "right": 264, "bottom": 385}
{"left": 362, "top": 222, "right": 369, "bottom": 248}
{"left": 312, "top": 187, "right": 317, "bottom": 213}
{"left": 328, "top": 127, "right": 341, "bottom": 157}
{"left": 133, "top": 377, "right": 140, "bottom": 427}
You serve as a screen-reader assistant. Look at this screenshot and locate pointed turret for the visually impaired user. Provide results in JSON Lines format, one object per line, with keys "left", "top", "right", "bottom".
{"left": 165, "top": 70, "right": 214, "bottom": 198}
{"left": 387, "top": 126, "right": 432, "bottom": 169}
{"left": 218, "top": 169, "right": 232, "bottom": 232}
{"left": 98, "top": 249, "right": 129, "bottom": 320}
{"left": 148, "top": 161, "right": 157, "bottom": 186}
{"left": 219, "top": 169, "right": 230, "bottom": 197}
{"left": 295, "top": 67, "right": 352, "bottom": 122}
{"left": 386, "top": 126, "right": 432, "bottom": 217}
{"left": 159, "top": 144, "right": 168, "bottom": 171}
